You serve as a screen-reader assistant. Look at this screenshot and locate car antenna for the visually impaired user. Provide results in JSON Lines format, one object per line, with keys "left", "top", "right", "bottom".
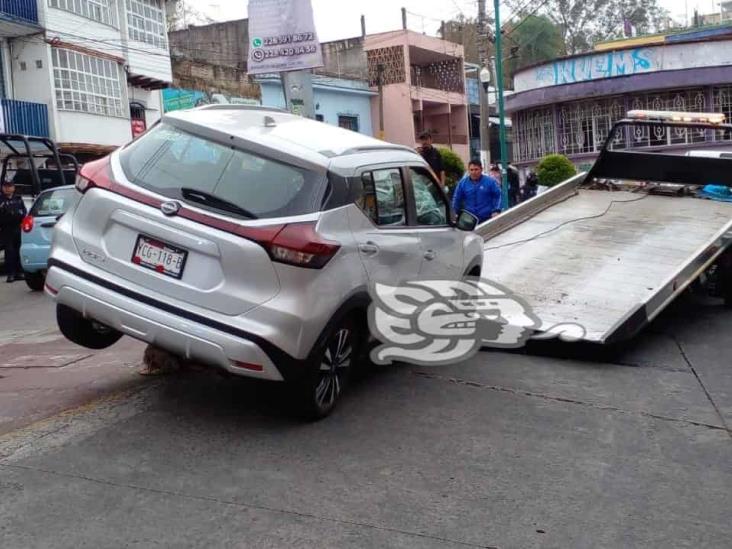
{"left": 263, "top": 115, "right": 277, "bottom": 128}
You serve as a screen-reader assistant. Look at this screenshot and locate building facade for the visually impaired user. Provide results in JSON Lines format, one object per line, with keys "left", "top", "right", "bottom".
{"left": 364, "top": 30, "right": 469, "bottom": 161}
{"left": 0, "top": 0, "right": 172, "bottom": 158}
{"left": 507, "top": 27, "right": 732, "bottom": 175}
{"left": 258, "top": 75, "right": 375, "bottom": 136}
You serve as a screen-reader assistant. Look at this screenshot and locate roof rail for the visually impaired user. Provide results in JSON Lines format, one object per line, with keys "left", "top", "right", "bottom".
{"left": 335, "top": 144, "right": 419, "bottom": 156}
{"left": 194, "top": 104, "right": 289, "bottom": 114}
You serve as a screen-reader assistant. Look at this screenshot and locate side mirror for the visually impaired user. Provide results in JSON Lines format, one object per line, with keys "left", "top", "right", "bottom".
{"left": 455, "top": 210, "right": 479, "bottom": 231}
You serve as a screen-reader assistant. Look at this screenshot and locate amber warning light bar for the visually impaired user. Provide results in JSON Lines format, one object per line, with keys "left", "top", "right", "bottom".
{"left": 626, "top": 110, "right": 726, "bottom": 125}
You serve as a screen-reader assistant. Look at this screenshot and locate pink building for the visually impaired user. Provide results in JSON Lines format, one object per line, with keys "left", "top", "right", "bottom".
{"left": 364, "top": 30, "right": 470, "bottom": 162}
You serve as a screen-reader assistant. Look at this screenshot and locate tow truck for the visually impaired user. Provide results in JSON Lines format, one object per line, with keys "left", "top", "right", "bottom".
{"left": 479, "top": 110, "right": 732, "bottom": 344}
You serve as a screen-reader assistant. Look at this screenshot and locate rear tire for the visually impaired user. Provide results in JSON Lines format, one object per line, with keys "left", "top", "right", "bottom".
{"left": 57, "top": 304, "right": 123, "bottom": 350}
{"left": 291, "top": 317, "right": 361, "bottom": 420}
{"left": 24, "top": 271, "right": 45, "bottom": 292}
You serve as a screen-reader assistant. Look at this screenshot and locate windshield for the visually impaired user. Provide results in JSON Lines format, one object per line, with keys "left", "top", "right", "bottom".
{"left": 30, "top": 188, "right": 80, "bottom": 217}
{"left": 118, "top": 123, "right": 324, "bottom": 220}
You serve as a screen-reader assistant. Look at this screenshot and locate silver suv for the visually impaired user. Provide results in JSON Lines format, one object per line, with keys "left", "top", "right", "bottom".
{"left": 46, "top": 106, "right": 484, "bottom": 418}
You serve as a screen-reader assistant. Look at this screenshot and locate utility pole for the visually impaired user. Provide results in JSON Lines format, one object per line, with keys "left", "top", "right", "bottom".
{"left": 477, "top": 0, "right": 490, "bottom": 169}
{"left": 377, "top": 63, "right": 385, "bottom": 140}
{"left": 493, "top": 0, "right": 509, "bottom": 211}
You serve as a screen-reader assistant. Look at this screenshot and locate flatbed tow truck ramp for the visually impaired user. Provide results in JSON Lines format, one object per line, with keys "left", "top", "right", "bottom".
{"left": 478, "top": 111, "right": 732, "bottom": 344}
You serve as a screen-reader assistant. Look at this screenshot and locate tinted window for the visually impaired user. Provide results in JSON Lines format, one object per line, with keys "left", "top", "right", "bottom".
{"left": 119, "top": 124, "right": 322, "bottom": 219}
{"left": 358, "top": 168, "right": 406, "bottom": 227}
{"left": 30, "top": 188, "right": 80, "bottom": 217}
{"left": 410, "top": 168, "right": 448, "bottom": 226}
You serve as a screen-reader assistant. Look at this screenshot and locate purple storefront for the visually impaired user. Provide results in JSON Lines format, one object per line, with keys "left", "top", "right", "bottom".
{"left": 507, "top": 27, "right": 732, "bottom": 177}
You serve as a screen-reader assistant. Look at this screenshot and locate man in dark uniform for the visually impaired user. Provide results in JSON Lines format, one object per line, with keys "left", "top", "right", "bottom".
{"left": 507, "top": 162, "right": 520, "bottom": 207}
{"left": 0, "top": 180, "right": 27, "bottom": 282}
{"left": 417, "top": 131, "right": 446, "bottom": 189}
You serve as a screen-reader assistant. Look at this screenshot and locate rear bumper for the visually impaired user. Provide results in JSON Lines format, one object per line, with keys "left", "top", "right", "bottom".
{"left": 46, "top": 260, "right": 293, "bottom": 382}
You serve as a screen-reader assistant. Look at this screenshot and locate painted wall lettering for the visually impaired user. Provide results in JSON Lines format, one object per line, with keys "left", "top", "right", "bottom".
{"left": 534, "top": 48, "right": 658, "bottom": 87}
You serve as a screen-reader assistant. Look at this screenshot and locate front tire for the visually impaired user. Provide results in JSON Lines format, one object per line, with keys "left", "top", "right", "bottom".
{"left": 291, "top": 318, "right": 361, "bottom": 420}
{"left": 57, "top": 304, "right": 123, "bottom": 349}
{"left": 25, "top": 271, "right": 45, "bottom": 292}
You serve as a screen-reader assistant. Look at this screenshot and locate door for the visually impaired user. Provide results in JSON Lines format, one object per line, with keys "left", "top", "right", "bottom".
{"left": 349, "top": 167, "right": 423, "bottom": 286}
{"left": 407, "top": 166, "right": 464, "bottom": 279}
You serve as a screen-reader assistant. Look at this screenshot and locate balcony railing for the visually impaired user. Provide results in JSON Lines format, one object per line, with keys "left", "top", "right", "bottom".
{"left": 415, "top": 130, "right": 468, "bottom": 145}
{"left": 0, "top": 0, "right": 39, "bottom": 25}
{"left": 2, "top": 99, "right": 50, "bottom": 137}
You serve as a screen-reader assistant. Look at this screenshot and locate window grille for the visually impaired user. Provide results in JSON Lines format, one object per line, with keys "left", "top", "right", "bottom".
{"left": 52, "top": 48, "right": 124, "bottom": 118}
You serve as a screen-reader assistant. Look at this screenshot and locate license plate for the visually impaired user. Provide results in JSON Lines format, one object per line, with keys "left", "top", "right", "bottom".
{"left": 131, "top": 235, "right": 188, "bottom": 279}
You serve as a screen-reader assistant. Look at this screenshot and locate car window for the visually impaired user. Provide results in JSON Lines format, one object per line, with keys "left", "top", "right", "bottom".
{"left": 30, "top": 188, "right": 80, "bottom": 217}
{"left": 118, "top": 123, "right": 321, "bottom": 219}
{"left": 410, "top": 168, "right": 448, "bottom": 226}
{"left": 358, "top": 168, "right": 406, "bottom": 227}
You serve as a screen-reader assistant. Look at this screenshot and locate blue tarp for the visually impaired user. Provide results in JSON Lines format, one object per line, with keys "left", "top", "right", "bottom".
{"left": 698, "top": 185, "right": 732, "bottom": 202}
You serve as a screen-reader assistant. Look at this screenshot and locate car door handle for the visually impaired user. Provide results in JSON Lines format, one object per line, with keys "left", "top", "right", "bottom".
{"left": 423, "top": 250, "right": 436, "bottom": 261}
{"left": 41, "top": 222, "right": 57, "bottom": 228}
{"left": 359, "top": 242, "right": 379, "bottom": 256}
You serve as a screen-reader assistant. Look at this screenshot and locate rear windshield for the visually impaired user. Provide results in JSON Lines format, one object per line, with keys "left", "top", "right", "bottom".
{"left": 118, "top": 123, "right": 323, "bottom": 219}
{"left": 30, "top": 188, "right": 80, "bottom": 217}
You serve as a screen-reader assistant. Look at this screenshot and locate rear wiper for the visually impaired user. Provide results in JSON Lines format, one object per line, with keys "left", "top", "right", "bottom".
{"left": 180, "top": 188, "right": 258, "bottom": 219}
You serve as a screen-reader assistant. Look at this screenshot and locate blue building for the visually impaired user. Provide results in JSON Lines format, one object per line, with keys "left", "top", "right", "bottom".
{"left": 258, "top": 75, "right": 376, "bottom": 136}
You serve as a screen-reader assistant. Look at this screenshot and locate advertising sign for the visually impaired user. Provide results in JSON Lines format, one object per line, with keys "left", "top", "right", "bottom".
{"left": 247, "top": 0, "right": 323, "bottom": 75}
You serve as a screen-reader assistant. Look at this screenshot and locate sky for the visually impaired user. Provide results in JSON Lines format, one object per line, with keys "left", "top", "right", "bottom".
{"left": 196, "top": 0, "right": 717, "bottom": 42}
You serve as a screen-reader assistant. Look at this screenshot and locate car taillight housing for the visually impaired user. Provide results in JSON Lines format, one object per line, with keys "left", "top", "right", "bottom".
{"left": 262, "top": 222, "right": 340, "bottom": 269}
{"left": 21, "top": 215, "right": 34, "bottom": 233}
{"left": 75, "top": 155, "right": 113, "bottom": 193}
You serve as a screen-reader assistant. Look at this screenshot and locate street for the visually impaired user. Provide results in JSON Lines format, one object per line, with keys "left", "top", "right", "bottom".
{"left": 1, "top": 279, "right": 730, "bottom": 548}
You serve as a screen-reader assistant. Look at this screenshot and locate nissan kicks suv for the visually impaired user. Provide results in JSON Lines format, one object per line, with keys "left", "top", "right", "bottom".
{"left": 46, "top": 106, "right": 484, "bottom": 418}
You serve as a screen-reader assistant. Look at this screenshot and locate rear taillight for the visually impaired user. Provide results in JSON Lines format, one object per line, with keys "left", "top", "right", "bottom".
{"left": 21, "top": 215, "right": 34, "bottom": 233}
{"left": 263, "top": 222, "right": 340, "bottom": 269}
{"left": 76, "top": 155, "right": 113, "bottom": 193}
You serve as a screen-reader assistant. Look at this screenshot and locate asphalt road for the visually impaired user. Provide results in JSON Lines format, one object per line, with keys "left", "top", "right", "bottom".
{"left": 1, "top": 281, "right": 731, "bottom": 548}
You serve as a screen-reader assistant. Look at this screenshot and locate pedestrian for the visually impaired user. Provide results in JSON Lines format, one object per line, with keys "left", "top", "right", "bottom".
{"left": 521, "top": 171, "right": 539, "bottom": 202}
{"left": 507, "top": 162, "right": 520, "bottom": 207}
{"left": 0, "top": 179, "right": 27, "bottom": 283}
{"left": 417, "top": 131, "right": 446, "bottom": 189}
{"left": 451, "top": 159, "right": 502, "bottom": 224}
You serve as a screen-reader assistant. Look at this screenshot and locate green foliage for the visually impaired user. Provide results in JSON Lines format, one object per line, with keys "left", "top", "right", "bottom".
{"left": 536, "top": 154, "right": 577, "bottom": 187}
{"left": 505, "top": 15, "right": 565, "bottom": 78}
{"left": 438, "top": 148, "right": 466, "bottom": 191}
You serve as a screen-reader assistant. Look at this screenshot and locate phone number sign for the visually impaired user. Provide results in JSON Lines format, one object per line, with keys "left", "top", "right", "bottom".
{"left": 247, "top": 0, "right": 323, "bottom": 75}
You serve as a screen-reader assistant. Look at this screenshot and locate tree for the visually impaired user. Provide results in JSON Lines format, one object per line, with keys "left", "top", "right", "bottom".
{"left": 165, "top": 0, "right": 214, "bottom": 32}
{"left": 505, "top": 0, "right": 668, "bottom": 55}
{"left": 504, "top": 15, "right": 565, "bottom": 79}
{"left": 536, "top": 154, "right": 577, "bottom": 187}
{"left": 437, "top": 147, "right": 466, "bottom": 192}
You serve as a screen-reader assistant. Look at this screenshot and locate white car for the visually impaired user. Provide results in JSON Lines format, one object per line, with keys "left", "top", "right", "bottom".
{"left": 46, "top": 106, "right": 484, "bottom": 418}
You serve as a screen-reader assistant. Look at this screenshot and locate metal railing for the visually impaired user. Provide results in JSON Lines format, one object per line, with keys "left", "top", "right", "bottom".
{"left": 2, "top": 99, "right": 49, "bottom": 137}
{"left": 415, "top": 130, "right": 468, "bottom": 145}
{"left": 0, "top": 0, "right": 39, "bottom": 24}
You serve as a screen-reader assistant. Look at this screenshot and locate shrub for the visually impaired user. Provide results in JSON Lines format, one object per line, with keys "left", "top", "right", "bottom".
{"left": 536, "top": 154, "right": 577, "bottom": 188}
{"left": 437, "top": 147, "right": 466, "bottom": 191}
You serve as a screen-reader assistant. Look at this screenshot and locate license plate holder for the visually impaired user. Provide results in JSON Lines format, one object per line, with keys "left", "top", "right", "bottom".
{"left": 131, "top": 235, "right": 188, "bottom": 279}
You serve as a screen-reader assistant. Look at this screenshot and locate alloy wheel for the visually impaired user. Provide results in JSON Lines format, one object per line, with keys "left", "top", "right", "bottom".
{"left": 315, "top": 328, "right": 352, "bottom": 410}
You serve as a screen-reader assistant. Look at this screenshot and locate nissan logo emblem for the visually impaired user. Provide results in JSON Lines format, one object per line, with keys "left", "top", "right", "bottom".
{"left": 161, "top": 201, "right": 182, "bottom": 216}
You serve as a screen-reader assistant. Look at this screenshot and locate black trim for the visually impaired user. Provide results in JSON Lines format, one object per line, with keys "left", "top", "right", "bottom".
{"left": 47, "top": 258, "right": 301, "bottom": 379}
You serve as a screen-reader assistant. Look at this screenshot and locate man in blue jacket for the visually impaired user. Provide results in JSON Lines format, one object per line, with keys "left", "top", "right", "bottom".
{"left": 451, "top": 159, "right": 502, "bottom": 223}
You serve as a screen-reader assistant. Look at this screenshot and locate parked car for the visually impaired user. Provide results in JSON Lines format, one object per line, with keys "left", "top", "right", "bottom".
{"left": 20, "top": 185, "right": 80, "bottom": 291}
{"left": 46, "top": 106, "right": 483, "bottom": 419}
